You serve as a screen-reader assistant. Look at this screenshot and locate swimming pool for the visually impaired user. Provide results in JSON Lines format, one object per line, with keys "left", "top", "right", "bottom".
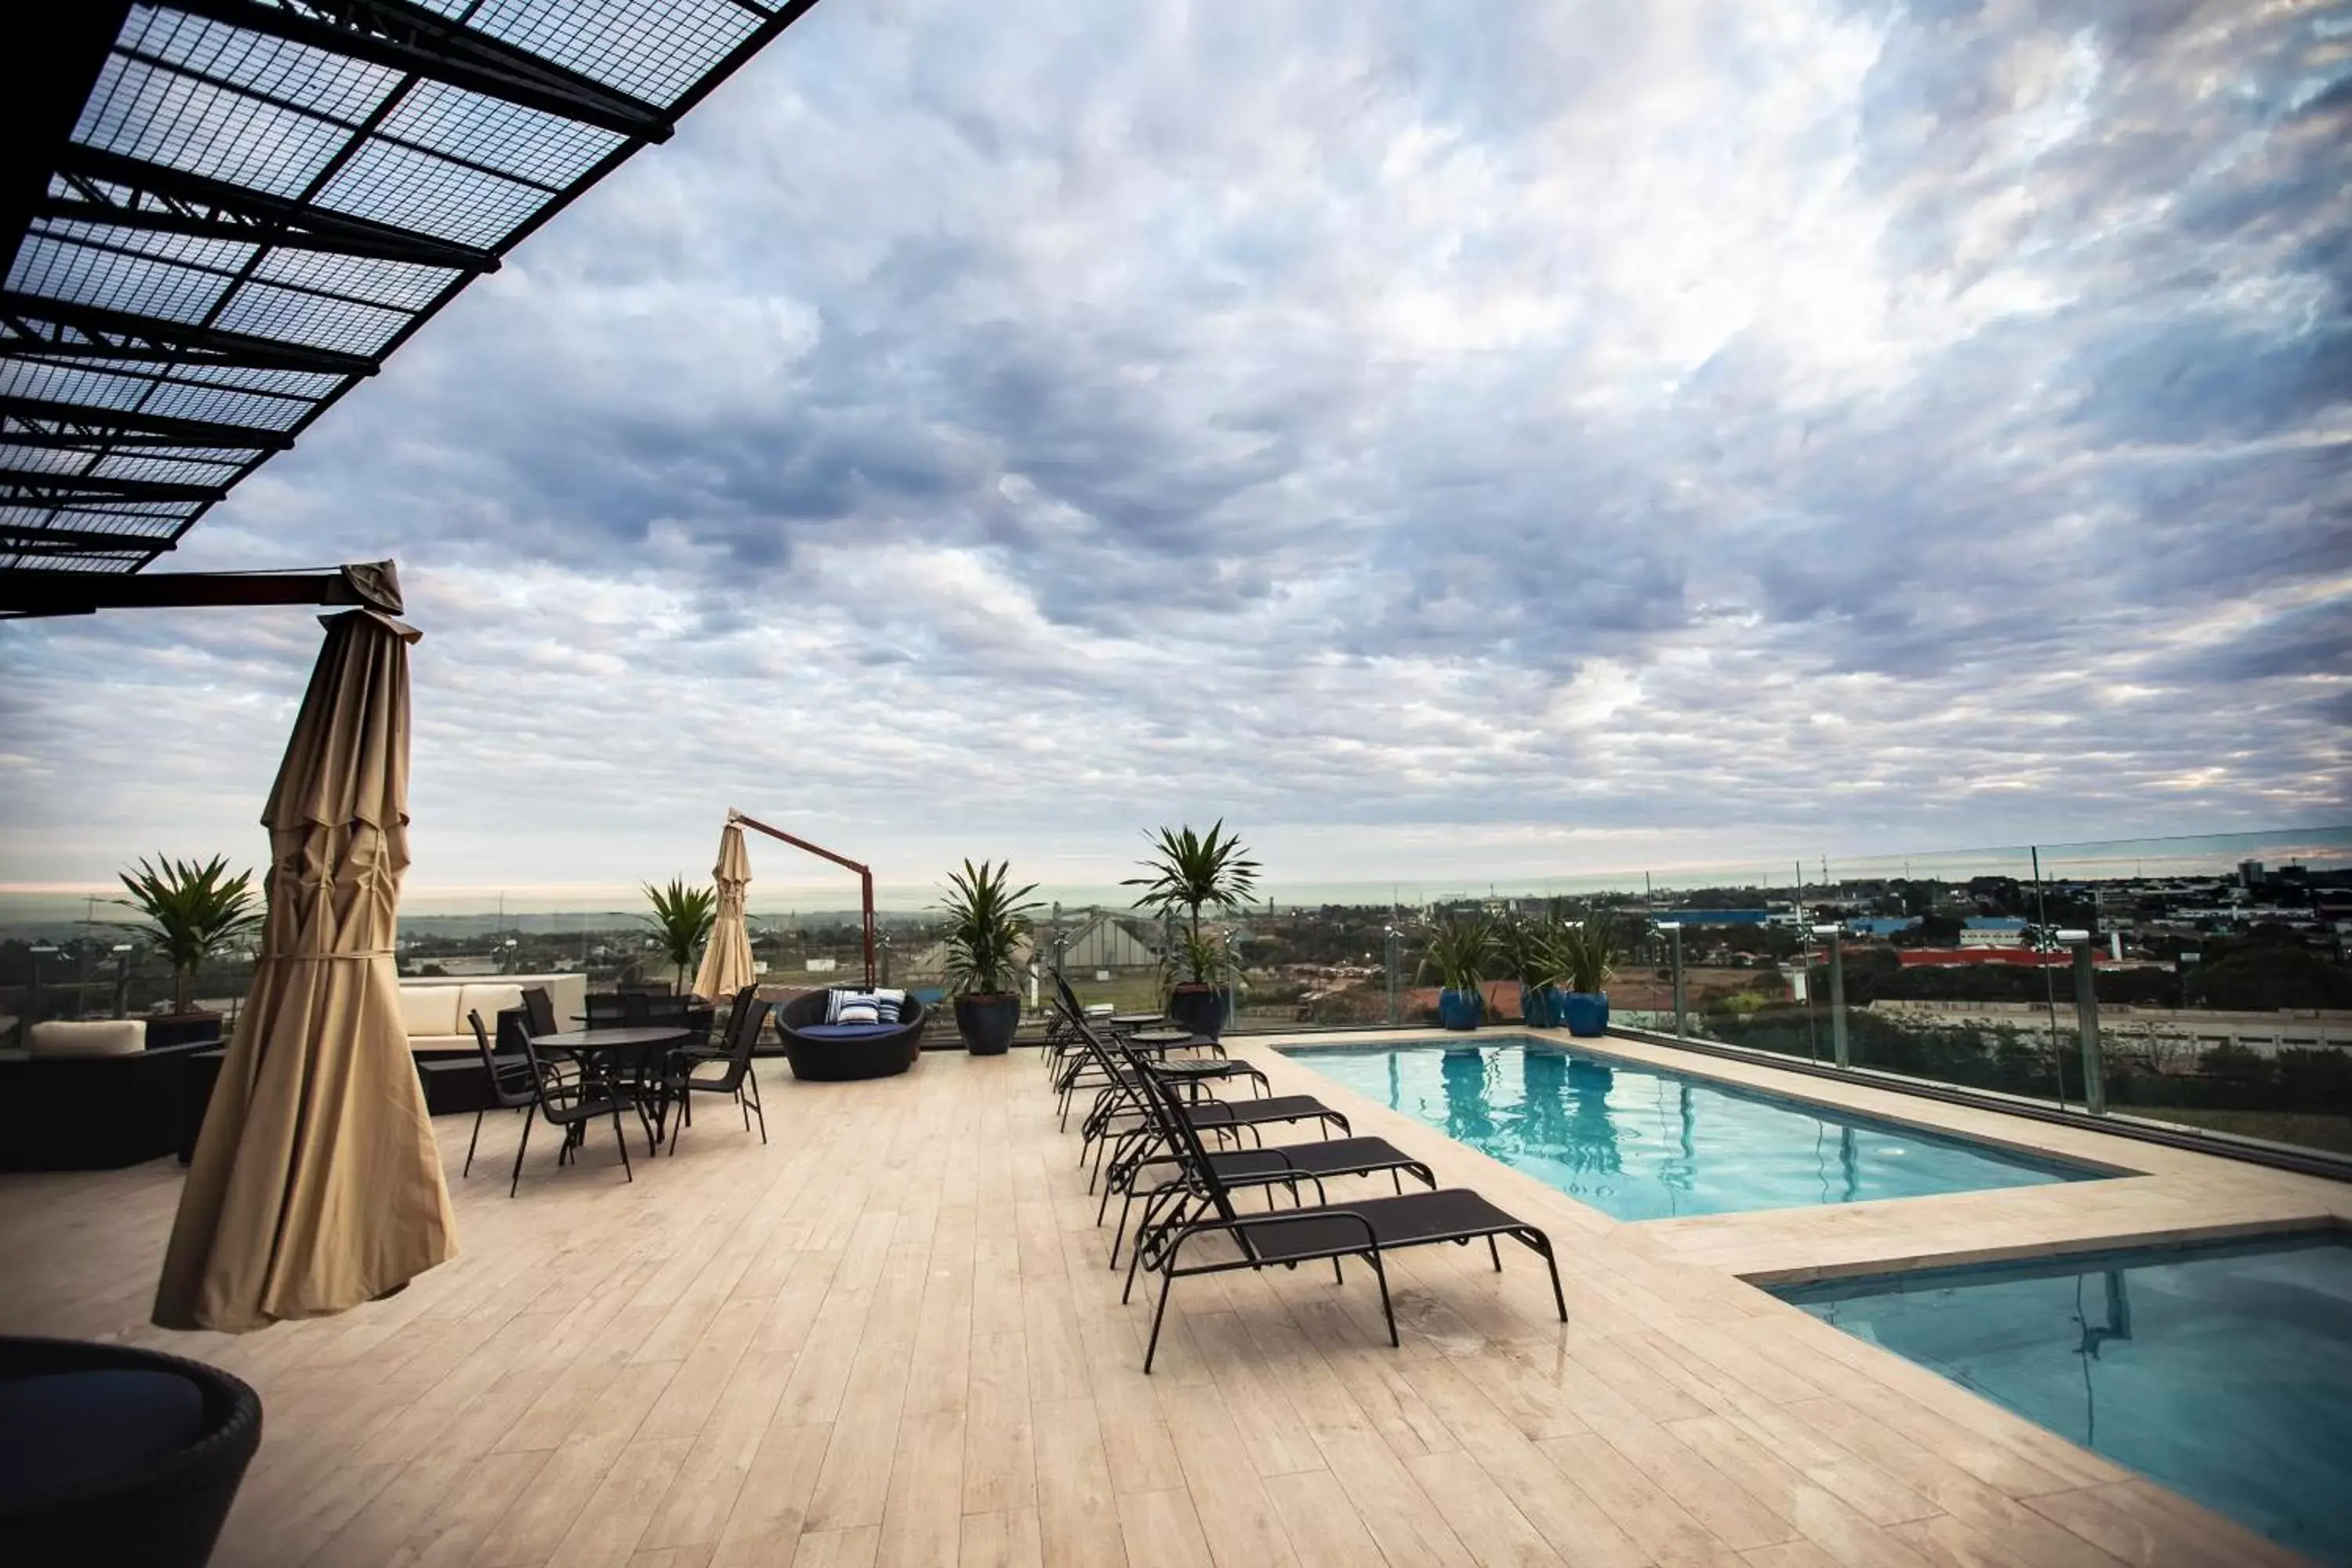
{"left": 1780, "top": 1234, "right": 2352, "bottom": 1563}
{"left": 1283, "top": 1039, "right": 2098, "bottom": 1221}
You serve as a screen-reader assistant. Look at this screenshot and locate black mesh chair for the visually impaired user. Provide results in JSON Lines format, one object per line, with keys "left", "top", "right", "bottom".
{"left": 521, "top": 985, "right": 561, "bottom": 1040}
{"left": 666, "top": 989, "right": 768, "bottom": 1155}
{"left": 463, "top": 1010, "right": 542, "bottom": 1179}
{"left": 488, "top": 1010, "right": 634, "bottom": 1197}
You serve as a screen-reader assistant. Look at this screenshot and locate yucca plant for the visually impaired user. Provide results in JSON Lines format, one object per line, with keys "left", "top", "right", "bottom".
{"left": 1559, "top": 912, "right": 1621, "bottom": 994}
{"left": 938, "top": 858, "right": 1042, "bottom": 996}
{"left": 1124, "top": 821, "right": 1259, "bottom": 984}
{"left": 1419, "top": 913, "right": 1497, "bottom": 993}
{"left": 114, "top": 855, "right": 263, "bottom": 1014}
{"left": 1497, "top": 909, "right": 1567, "bottom": 990}
{"left": 643, "top": 879, "right": 717, "bottom": 993}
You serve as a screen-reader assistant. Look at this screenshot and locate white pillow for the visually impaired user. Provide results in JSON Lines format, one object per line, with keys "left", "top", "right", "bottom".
{"left": 28, "top": 1019, "right": 147, "bottom": 1058}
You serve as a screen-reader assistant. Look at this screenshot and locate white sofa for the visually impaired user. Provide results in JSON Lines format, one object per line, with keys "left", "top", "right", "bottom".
{"left": 397, "top": 973, "right": 587, "bottom": 1054}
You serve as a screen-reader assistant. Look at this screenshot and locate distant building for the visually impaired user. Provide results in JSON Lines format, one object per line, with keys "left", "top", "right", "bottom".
{"left": 1958, "top": 917, "right": 2030, "bottom": 948}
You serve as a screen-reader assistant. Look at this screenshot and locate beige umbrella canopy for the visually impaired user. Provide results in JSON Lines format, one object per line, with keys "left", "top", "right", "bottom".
{"left": 692, "top": 817, "right": 756, "bottom": 1003}
{"left": 155, "top": 609, "right": 457, "bottom": 1333}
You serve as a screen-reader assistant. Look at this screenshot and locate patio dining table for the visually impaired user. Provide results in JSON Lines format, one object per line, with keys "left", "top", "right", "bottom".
{"left": 530, "top": 1026, "right": 692, "bottom": 1149}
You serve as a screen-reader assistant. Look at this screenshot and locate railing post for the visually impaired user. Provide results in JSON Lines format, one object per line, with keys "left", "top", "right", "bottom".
{"left": 1665, "top": 923, "right": 1686, "bottom": 1037}
{"left": 2071, "top": 933, "right": 2106, "bottom": 1116}
{"left": 1813, "top": 925, "right": 1849, "bottom": 1069}
{"left": 1385, "top": 926, "right": 1402, "bottom": 1025}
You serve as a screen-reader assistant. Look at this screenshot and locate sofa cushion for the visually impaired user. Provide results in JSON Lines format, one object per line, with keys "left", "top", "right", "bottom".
{"left": 456, "top": 983, "right": 524, "bottom": 1036}
{"left": 0, "top": 1369, "right": 208, "bottom": 1508}
{"left": 397, "top": 985, "right": 461, "bottom": 1041}
{"left": 792, "top": 1022, "right": 908, "bottom": 1041}
{"left": 27, "top": 1020, "right": 146, "bottom": 1058}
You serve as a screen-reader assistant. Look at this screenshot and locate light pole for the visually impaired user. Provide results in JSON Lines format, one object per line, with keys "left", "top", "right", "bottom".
{"left": 111, "top": 943, "right": 135, "bottom": 1018}
{"left": 1811, "top": 925, "right": 1848, "bottom": 1069}
{"left": 1658, "top": 923, "right": 1685, "bottom": 1038}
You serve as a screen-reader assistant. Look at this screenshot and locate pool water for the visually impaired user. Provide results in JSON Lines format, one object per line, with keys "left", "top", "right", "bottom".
{"left": 1780, "top": 1235, "right": 2352, "bottom": 1563}
{"left": 1284, "top": 1040, "right": 2096, "bottom": 1222}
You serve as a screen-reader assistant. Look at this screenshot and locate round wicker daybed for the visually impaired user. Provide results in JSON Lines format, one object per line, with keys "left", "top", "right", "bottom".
{"left": 0, "top": 1335, "right": 263, "bottom": 1566}
{"left": 777, "top": 989, "right": 927, "bottom": 1081}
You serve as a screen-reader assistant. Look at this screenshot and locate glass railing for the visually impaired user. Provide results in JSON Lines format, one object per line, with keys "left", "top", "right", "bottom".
{"left": 1176, "top": 826, "right": 2352, "bottom": 1170}
{"left": 21, "top": 828, "right": 2332, "bottom": 1165}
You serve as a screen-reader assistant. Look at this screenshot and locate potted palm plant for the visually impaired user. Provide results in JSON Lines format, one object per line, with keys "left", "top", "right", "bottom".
{"left": 1124, "top": 821, "right": 1259, "bottom": 1039}
{"left": 1559, "top": 913, "right": 1620, "bottom": 1037}
{"left": 1420, "top": 913, "right": 1497, "bottom": 1031}
{"left": 644, "top": 879, "right": 717, "bottom": 994}
{"left": 938, "top": 858, "right": 1040, "bottom": 1054}
{"left": 1500, "top": 909, "right": 1566, "bottom": 1027}
{"left": 114, "top": 855, "right": 262, "bottom": 1047}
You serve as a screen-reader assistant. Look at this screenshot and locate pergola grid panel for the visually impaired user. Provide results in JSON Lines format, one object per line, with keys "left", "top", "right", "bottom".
{"left": 2, "top": 0, "right": 807, "bottom": 572}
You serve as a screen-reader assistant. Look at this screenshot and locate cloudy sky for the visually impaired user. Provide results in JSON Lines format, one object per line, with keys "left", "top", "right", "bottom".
{"left": 3, "top": 0, "right": 2348, "bottom": 908}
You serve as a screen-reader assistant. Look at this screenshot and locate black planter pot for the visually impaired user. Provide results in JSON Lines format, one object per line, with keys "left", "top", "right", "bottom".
{"left": 953, "top": 993, "right": 1022, "bottom": 1055}
{"left": 1165, "top": 984, "right": 1229, "bottom": 1040}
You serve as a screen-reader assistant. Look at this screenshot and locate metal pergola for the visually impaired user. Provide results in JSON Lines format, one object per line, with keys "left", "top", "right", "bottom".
{"left": 1, "top": 0, "right": 817, "bottom": 608}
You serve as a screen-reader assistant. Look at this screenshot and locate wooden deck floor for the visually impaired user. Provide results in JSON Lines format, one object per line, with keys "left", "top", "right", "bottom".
{"left": 1, "top": 1036, "right": 2337, "bottom": 1568}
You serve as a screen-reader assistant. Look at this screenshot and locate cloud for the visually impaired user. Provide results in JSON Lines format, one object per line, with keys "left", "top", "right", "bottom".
{"left": 3, "top": 0, "right": 2347, "bottom": 901}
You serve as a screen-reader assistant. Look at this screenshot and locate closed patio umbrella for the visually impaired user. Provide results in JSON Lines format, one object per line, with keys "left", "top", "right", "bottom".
{"left": 692, "top": 818, "right": 755, "bottom": 1002}
{"left": 154, "top": 609, "right": 456, "bottom": 1332}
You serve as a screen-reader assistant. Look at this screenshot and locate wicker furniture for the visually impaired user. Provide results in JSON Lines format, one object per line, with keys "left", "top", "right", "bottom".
{"left": 776, "top": 989, "right": 927, "bottom": 1082}
{"left": 0, "top": 1336, "right": 262, "bottom": 1566}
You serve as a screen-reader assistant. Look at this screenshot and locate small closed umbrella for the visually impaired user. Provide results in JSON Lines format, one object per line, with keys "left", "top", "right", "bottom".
{"left": 154, "top": 609, "right": 456, "bottom": 1333}
{"left": 692, "top": 818, "right": 756, "bottom": 1002}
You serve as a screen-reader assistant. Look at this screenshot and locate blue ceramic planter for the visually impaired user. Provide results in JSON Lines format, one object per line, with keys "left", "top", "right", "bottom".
{"left": 1561, "top": 991, "right": 1610, "bottom": 1037}
{"left": 1519, "top": 985, "right": 1558, "bottom": 1028}
{"left": 1437, "top": 988, "right": 1485, "bottom": 1031}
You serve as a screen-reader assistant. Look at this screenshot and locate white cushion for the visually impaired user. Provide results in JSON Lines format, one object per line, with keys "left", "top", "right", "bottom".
{"left": 397, "top": 985, "right": 461, "bottom": 1040}
{"left": 457, "top": 983, "right": 524, "bottom": 1036}
{"left": 28, "top": 1019, "right": 147, "bottom": 1058}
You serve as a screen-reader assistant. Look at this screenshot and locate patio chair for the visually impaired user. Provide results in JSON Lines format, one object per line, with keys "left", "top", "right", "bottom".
{"left": 497, "top": 1012, "right": 635, "bottom": 1198}
{"left": 462, "top": 1010, "right": 544, "bottom": 1179}
{"left": 666, "top": 987, "right": 768, "bottom": 1155}
{"left": 1120, "top": 1045, "right": 1566, "bottom": 1373}
{"left": 521, "top": 985, "right": 561, "bottom": 1040}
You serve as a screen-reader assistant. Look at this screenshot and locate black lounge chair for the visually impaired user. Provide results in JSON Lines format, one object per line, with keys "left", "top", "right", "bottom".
{"left": 1118, "top": 1044, "right": 1566, "bottom": 1373}
{"left": 776, "top": 988, "right": 927, "bottom": 1082}
{"left": 1068, "top": 1014, "right": 1351, "bottom": 1189}
{"left": 1050, "top": 975, "right": 1265, "bottom": 1129}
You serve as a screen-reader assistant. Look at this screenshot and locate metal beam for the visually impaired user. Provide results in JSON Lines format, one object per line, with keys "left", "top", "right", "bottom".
{"left": 0, "top": 394, "right": 294, "bottom": 450}
{"left": 0, "top": 522, "right": 179, "bottom": 555}
{"left": 1, "top": 2, "right": 132, "bottom": 283}
{"left": 39, "top": 146, "right": 501, "bottom": 273}
{"left": 0, "top": 292, "right": 378, "bottom": 377}
{"left": 0, "top": 467, "right": 230, "bottom": 504}
{"left": 0, "top": 559, "right": 404, "bottom": 617}
{"left": 159, "top": 0, "right": 673, "bottom": 142}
